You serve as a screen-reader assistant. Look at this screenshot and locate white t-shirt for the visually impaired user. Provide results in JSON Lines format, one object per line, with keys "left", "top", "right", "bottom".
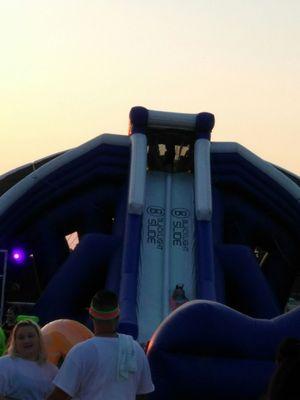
{"left": 54, "top": 335, "right": 154, "bottom": 400}
{"left": 0, "top": 355, "right": 58, "bottom": 399}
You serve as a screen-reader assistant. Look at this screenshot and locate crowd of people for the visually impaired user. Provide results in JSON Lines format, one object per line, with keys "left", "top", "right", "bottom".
{"left": 0, "top": 290, "right": 299, "bottom": 399}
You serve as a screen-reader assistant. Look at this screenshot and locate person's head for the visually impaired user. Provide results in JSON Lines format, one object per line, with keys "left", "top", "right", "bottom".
{"left": 5, "top": 304, "right": 22, "bottom": 327}
{"left": 89, "top": 290, "right": 119, "bottom": 334}
{"left": 172, "top": 284, "right": 185, "bottom": 299}
{"left": 7, "top": 320, "right": 47, "bottom": 364}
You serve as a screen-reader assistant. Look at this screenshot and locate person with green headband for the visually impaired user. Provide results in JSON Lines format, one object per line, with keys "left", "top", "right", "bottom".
{"left": 48, "top": 290, "right": 154, "bottom": 400}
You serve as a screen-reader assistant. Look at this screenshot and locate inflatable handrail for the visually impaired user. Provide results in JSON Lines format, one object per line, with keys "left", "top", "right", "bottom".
{"left": 147, "top": 300, "right": 300, "bottom": 399}
{"left": 149, "top": 300, "right": 300, "bottom": 359}
{"left": 194, "top": 139, "right": 212, "bottom": 221}
{"left": 148, "top": 110, "right": 197, "bottom": 131}
{"left": 128, "top": 134, "right": 147, "bottom": 215}
{"left": 129, "top": 106, "right": 215, "bottom": 137}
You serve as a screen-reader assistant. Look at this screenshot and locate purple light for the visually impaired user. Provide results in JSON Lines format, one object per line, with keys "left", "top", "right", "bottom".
{"left": 11, "top": 248, "right": 26, "bottom": 264}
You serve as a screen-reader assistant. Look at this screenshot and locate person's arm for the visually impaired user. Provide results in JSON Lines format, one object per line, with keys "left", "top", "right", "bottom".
{"left": 47, "top": 387, "right": 72, "bottom": 400}
{"left": 48, "top": 344, "right": 82, "bottom": 400}
{"left": 135, "top": 345, "right": 154, "bottom": 398}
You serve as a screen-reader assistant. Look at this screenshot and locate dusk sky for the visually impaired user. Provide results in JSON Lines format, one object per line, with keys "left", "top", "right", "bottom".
{"left": 1, "top": 0, "right": 299, "bottom": 175}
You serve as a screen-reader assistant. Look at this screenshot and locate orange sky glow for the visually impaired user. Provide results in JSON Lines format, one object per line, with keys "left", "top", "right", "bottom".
{"left": 1, "top": 0, "right": 299, "bottom": 175}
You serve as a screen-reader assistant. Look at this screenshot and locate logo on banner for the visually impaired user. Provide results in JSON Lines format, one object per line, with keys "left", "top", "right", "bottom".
{"left": 146, "top": 205, "right": 165, "bottom": 250}
{"left": 147, "top": 206, "right": 165, "bottom": 216}
{"left": 171, "top": 208, "right": 190, "bottom": 218}
{"left": 171, "top": 208, "right": 190, "bottom": 252}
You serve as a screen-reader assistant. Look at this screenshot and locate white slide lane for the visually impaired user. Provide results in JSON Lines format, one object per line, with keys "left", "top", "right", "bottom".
{"left": 137, "top": 171, "right": 196, "bottom": 344}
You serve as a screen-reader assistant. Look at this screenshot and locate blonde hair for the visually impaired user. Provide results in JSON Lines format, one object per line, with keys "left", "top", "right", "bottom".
{"left": 7, "top": 320, "right": 47, "bottom": 364}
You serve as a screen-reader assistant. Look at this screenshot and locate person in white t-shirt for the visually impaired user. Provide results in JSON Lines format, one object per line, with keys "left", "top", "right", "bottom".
{"left": 0, "top": 320, "right": 58, "bottom": 400}
{"left": 47, "top": 290, "right": 154, "bottom": 400}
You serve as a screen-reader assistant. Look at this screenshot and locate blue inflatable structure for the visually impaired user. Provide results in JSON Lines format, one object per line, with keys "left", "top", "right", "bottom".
{"left": 0, "top": 107, "right": 299, "bottom": 399}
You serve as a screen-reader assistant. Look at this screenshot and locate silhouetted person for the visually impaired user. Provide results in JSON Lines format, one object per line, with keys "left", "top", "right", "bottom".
{"left": 170, "top": 284, "right": 189, "bottom": 311}
{"left": 1, "top": 304, "right": 22, "bottom": 343}
{"left": 268, "top": 337, "right": 300, "bottom": 400}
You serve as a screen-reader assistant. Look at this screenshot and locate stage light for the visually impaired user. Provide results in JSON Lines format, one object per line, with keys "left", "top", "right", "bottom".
{"left": 10, "top": 248, "right": 26, "bottom": 264}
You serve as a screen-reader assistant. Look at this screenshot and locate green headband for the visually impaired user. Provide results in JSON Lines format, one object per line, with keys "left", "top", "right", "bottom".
{"left": 89, "top": 305, "right": 120, "bottom": 320}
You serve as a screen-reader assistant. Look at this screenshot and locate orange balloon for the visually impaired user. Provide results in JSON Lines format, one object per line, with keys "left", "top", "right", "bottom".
{"left": 41, "top": 319, "right": 94, "bottom": 365}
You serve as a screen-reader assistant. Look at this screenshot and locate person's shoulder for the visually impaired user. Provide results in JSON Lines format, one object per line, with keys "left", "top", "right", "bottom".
{"left": 132, "top": 339, "right": 143, "bottom": 348}
{"left": 119, "top": 333, "right": 139, "bottom": 344}
{"left": 0, "top": 355, "right": 13, "bottom": 367}
{"left": 76, "top": 336, "right": 96, "bottom": 347}
{"left": 67, "top": 337, "right": 96, "bottom": 356}
{"left": 132, "top": 340, "right": 147, "bottom": 357}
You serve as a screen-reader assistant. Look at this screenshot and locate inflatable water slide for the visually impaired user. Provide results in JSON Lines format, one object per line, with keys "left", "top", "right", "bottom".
{"left": 0, "top": 107, "right": 299, "bottom": 399}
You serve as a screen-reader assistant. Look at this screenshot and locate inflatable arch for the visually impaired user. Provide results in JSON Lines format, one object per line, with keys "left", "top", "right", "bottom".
{"left": 0, "top": 107, "right": 299, "bottom": 399}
